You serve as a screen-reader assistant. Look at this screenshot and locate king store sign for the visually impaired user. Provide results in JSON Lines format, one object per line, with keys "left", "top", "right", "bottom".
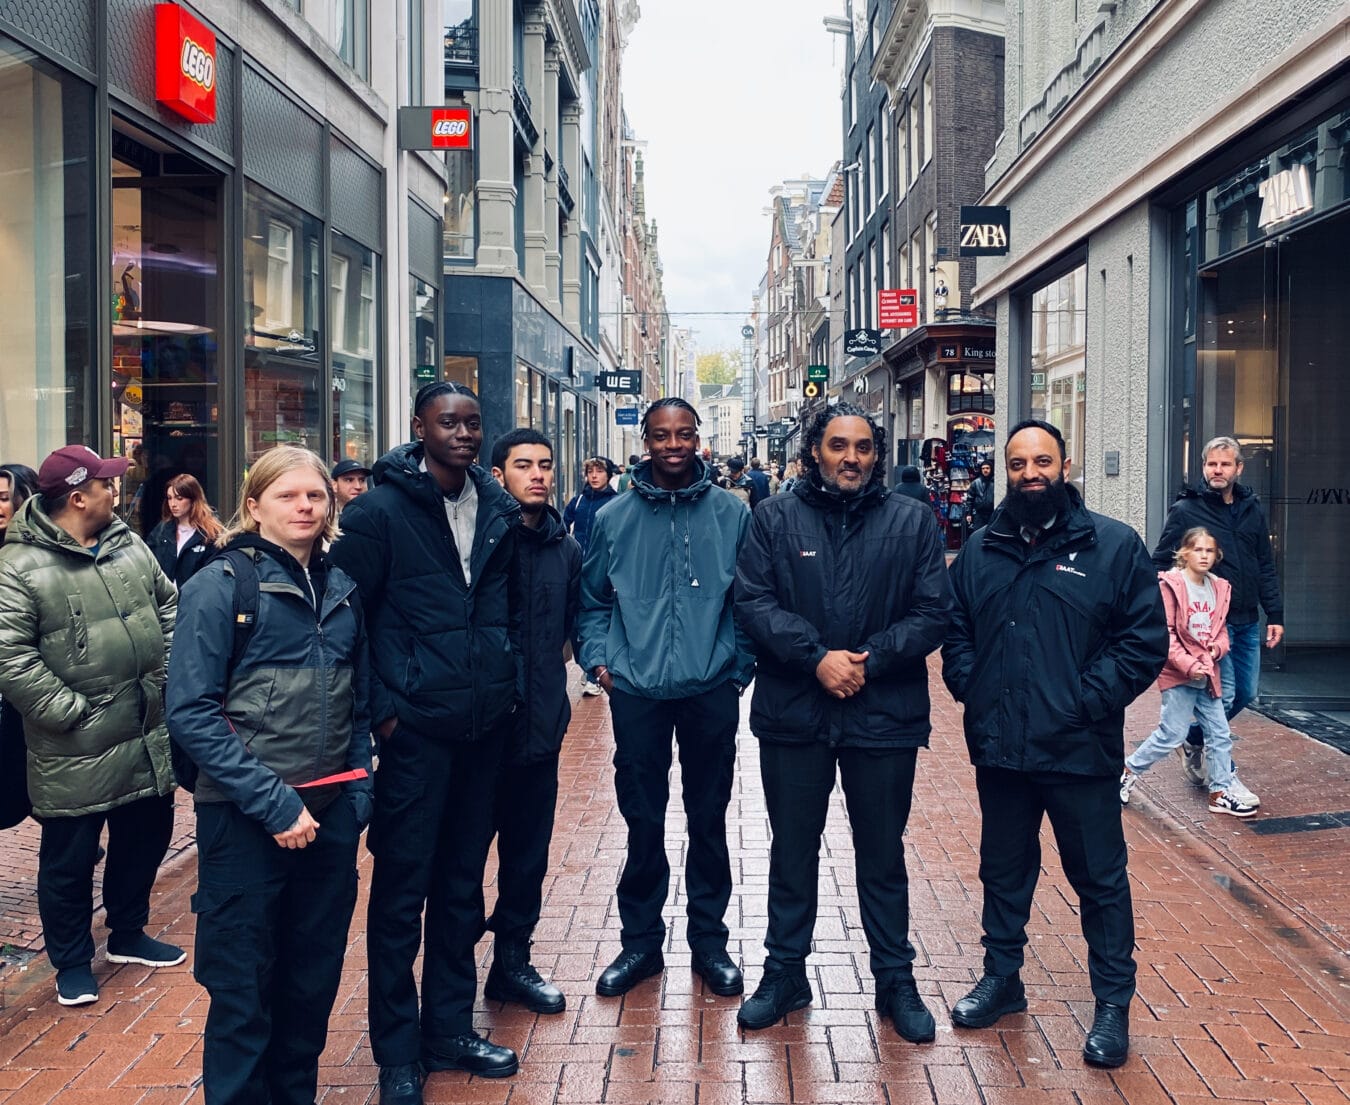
{"left": 155, "top": 4, "right": 217, "bottom": 125}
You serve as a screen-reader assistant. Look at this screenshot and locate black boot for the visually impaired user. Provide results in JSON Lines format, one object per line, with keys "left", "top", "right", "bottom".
{"left": 876, "top": 977, "right": 935, "bottom": 1043}
{"left": 951, "top": 973, "right": 1027, "bottom": 1029}
{"left": 1083, "top": 1000, "right": 1129, "bottom": 1067}
{"left": 485, "top": 938, "right": 566, "bottom": 1014}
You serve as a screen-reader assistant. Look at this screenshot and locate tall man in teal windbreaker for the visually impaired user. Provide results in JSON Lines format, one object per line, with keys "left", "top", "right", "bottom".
{"left": 578, "top": 398, "right": 755, "bottom": 999}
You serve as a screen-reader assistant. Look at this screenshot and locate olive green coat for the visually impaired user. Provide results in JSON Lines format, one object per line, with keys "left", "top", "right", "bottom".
{"left": 0, "top": 497, "right": 177, "bottom": 817}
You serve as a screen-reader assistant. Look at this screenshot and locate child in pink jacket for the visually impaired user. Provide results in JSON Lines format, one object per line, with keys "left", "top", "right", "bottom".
{"left": 1119, "top": 527, "right": 1258, "bottom": 818}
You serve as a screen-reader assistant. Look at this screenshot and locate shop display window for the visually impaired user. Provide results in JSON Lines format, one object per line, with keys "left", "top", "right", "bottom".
{"left": 244, "top": 183, "right": 322, "bottom": 462}
{"left": 1029, "top": 265, "right": 1087, "bottom": 491}
{"left": 411, "top": 276, "right": 438, "bottom": 396}
{"left": 0, "top": 39, "right": 95, "bottom": 473}
{"left": 330, "top": 231, "right": 379, "bottom": 468}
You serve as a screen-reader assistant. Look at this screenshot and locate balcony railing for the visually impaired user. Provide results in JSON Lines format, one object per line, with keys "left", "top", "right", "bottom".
{"left": 512, "top": 72, "right": 538, "bottom": 147}
{"left": 443, "top": 19, "right": 477, "bottom": 67}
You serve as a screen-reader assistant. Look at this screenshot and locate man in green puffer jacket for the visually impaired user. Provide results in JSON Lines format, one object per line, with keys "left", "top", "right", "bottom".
{"left": 0, "top": 446, "right": 180, "bottom": 1008}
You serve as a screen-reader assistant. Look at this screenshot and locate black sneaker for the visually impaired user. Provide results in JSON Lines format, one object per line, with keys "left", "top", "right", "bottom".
{"left": 951, "top": 973, "right": 1027, "bottom": 1029}
{"left": 485, "top": 950, "right": 566, "bottom": 1014}
{"left": 55, "top": 965, "right": 99, "bottom": 1007}
{"left": 877, "top": 977, "right": 935, "bottom": 1043}
{"left": 736, "top": 969, "right": 813, "bottom": 1030}
{"left": 106, "top": 932, "right": 187, "bottom": 967}
{"left": 377, "top": 1062, "right": 424, "bottom": 1105}
{"left": 1082, "top": 1000, "right": 1130, "bottom": 1068}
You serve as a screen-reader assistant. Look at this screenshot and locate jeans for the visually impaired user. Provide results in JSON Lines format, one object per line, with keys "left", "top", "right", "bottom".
{"left": 1128, "top": 684, "right": 1235, "bottom": 793}
{"left": 759, "top": 742, "right": 918, "bottom": 987}
{"left": 1187, "top": 620, "right": 1261, "bottom": 747}
{"left": 607, "top": 682, "right": 738, "bottom": 954}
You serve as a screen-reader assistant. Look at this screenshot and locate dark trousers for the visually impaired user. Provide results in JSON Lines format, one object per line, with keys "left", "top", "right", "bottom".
{"left": 760, "top": 742, "right": 918, "bottom": 986}
{"left": 974, "top": 766, "right": 1136, "bottom": 1005}
{"left": 37, "top": 792, "right": 174, "bottom": 970}
{"left": 193, "top": 796, "right": 360, "bottom": 1105}
{"left": 366, "top": 724, "right": 503, "bottom": 1066}
{"left": 608, "top": 682, "right": 738, "bottom": 954}
{"left": 488, "top": 753, "right": 560, "bottom": 944}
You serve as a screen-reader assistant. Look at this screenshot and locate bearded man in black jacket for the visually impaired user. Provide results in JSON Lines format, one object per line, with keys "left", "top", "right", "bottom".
{"left": 733, "top": 403, "right": 952, "bottom": 1040}
{"left": 941, "top": 420, "right": 1166, "bottom": 1070}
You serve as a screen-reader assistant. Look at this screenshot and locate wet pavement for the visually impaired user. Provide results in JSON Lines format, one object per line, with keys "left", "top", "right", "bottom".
{"left": 0, "top": 655, "right": 1346, "bottom": 1104}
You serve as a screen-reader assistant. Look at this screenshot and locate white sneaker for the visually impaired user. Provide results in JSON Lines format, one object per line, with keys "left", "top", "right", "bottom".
{"left": 1119, "top": 769, "right": 1139, "bottom": 805}
{"left": 581, "top": 680, "right": 603, "bottom": 697}
{"left": 1208, "top": 789, "right": 1259, "bottom": 819}
{"left": 1177, "top": 743, "right": 1206, "bottom": 786}
{"left": 1225, "top": 776, "right": 1261, "bottom": 808}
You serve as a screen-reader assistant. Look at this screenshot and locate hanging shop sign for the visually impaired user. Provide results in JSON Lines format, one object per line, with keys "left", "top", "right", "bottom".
{"left": 959, "top": 206, "right": 1010, "bottom": 256}
{"left": 879, "top": 289, "right": 918, "bottom": 329}
{"left": 155, "top": 4, "right": 217, "bottom": 125}
{"left": 398, "top": 106, "right": 474, "bottom": 151}
{"left": 595, "top": 370, "right": 641, "bottom": 394}
{"left": 844, "top": 328, "right": 881, "bottom": 357}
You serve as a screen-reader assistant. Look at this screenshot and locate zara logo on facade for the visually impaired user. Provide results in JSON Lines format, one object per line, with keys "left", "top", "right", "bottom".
{"left": 1257, "top": 164, "right": 1313, "bottom": 230}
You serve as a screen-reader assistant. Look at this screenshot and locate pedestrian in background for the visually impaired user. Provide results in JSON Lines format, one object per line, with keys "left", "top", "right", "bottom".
{"left": 0, "top": 445, "right": 181, "bottom": 1007}
{"left": 167, "top": 446, "right": 373, "bottom": 1105}
{"left": 964, "top": 459, "right": 996, "bottom": 533}
{"left": 894, "top": 465, "right": 928, "bottom": 503}
{"left": 617, "top": 454, "right": 640, "bottom": 492}
{"left": 0, "top": 463, "right": 38, "bottom": 829}
{"left": 578, "top": 397, "right": 754, "bottom": 1000}
{"left": 942, "top": 420, "right": 1166, "bottom": 1068}
{"left": 723, "top": 456, "right": 753, "bottom": 507}
{"left": 485, "top": 428, "right": 580, "bottom": 1015}
{"left": 1151, "top": 435, "right": 1282, "bottom": 806}
{"left": 734, "top": 404, "right": 951, "bottom": 1039}
{"left": 563, "top": 457, "right": 617, "bottom": 697}
{"left": 1121, "top": 527, "right": 1257, "bottom": 818}
{"left": 330, "top": 381, "right": 523, "bottom": 1103}
{"left": 147, "top": 473, "right": 223, "bottom": 586}
{"left": 746, "top": 456, "right": 770, "bottom": 506}
{"left": 332, "top": 459, "right": 373, "bottom": 514}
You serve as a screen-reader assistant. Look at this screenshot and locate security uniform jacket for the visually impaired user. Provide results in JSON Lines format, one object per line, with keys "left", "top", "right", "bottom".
{"left": 0, "top": 498, "right": 177, "bottom": 817}
{"left": 1150, "top": 481, "right": 1283, "bottom": 626}
{"left": 166, "top": 537, "right": 374, "bottom": 835}
{"left": 147, "top": 520, "right": 215, "bottom": 586}
{"left": 328, "top": 444, "right": 521, "bottom": 740}
{"left": 735, "top": 477, "right": 952, "bottom": 748}
{"left": 941, "top": 486, "right": 1167, "bottom": 777}
{"left": 510, "top": 504, "right": 581, "bottom": 766}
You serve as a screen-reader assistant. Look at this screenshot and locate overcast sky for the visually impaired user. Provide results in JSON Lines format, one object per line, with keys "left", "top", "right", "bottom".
{"left": 621, "top": 1, "right": 848, "bottom": 352}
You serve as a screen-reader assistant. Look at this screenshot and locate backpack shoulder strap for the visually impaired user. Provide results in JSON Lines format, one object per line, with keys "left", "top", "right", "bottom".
{"left": 218, "top": 549, "right": 260, "bottom": 670}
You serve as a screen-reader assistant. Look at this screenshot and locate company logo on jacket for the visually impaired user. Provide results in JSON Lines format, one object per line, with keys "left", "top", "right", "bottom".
{"left": 1055, "top": 562, "right": 1087, "bottom": 578}
{"left": 799, "top": 550, "right": 817, "bottom": 557}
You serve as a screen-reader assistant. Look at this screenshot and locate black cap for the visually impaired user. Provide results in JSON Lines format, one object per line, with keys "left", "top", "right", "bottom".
{"left": 331, "top": 459, "right": 372, "bottom": 480}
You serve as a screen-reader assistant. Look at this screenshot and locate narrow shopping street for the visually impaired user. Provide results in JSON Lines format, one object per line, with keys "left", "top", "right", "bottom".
{"left": 0, "top": 656, "right": 1346, "bottom": 1105}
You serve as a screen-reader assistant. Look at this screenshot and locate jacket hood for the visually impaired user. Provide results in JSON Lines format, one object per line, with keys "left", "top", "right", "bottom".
{"left": 221, "top": 531, "right": 329, "bottom": 581}
{"left": 518, "top": 503, "right": 567, "bottom": 545}
{"left": 370, "top": 441, "right": 521, "bottom": 523}
{"left": 7, "top": 495, "right": 130, "bottom": 558}
{"left": 794, "top": 474, "right": 888, "bottom": 514}
{"left": 629, "top": 457, "right": 715, "bottom": 503}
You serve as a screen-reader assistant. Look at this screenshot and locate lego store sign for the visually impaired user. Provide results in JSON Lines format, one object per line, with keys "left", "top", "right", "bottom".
{"left": 397, "top": 107, "right": 474, "bottom": 151}
{"left": 155, "top": 4, "right": 217, "bottom": 125}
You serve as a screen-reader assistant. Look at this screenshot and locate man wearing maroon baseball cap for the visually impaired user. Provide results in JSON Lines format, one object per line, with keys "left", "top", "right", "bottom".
{"left": 0, "top": 442, "right": 180, "bottom": 1007}
{"left": 36, "top": 445, "right": 131, "bottom": 499}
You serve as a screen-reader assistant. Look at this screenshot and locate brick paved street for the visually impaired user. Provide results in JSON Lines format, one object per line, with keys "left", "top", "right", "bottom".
{"left": 0, "top": 656, "right": 1346, "bottom": 1104}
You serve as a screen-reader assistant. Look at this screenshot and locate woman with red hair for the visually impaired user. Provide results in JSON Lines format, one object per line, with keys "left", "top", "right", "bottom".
{"left": 147, "top": 473, "right": 223, "bottom": 585}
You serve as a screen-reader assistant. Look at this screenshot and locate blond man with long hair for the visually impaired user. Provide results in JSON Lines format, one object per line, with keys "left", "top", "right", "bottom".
{"left": 167, "top": 445, "right": 372, "bottom": 1105}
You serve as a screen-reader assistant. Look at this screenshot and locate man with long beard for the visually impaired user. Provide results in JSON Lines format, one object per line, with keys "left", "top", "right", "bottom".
{"left": 941, "top": 421, "right": 1166, "bottom": 1068}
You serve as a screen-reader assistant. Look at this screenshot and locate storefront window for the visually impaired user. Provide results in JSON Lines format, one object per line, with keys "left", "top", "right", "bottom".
{"left": 560, "top": 388, "right": 577, "bottom": 505}
{"left": 244, "top": 183, "right": 322, "bottom": 461}
{"left": 1030, "top": 265, "right": 1087, "bottom": 490}
{"left": 515, "top": 359, "right": 530, "bottom": 422}
{"left": 0, "top": 40, "right": 94, "bottom": 473}
{"left": 444, "top": 149, "right": 475, "bottom": 261}
{"left": 947, "top": 372, "right": 994, "bottom": 414}
{"left": 111, "top": 131, "right": 221, "bottom": 535}
{"left": 411, "top": 276, "right": 438, "bottom": 395}
{"left": 331, "top": 231, "right": 378, "bottom": 466}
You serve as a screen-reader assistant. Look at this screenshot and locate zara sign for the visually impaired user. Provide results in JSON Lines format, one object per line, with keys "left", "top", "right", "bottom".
{"left": 959, "top": 205, "right": 1010, "bottom": 257}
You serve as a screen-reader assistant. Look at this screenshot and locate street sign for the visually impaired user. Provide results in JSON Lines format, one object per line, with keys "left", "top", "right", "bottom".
{"left": 595, "top": 370, "right": 641, "bottom": 394}
{"left": 615, "top": 407, "right": 639, "bottom": 426}
{"left": 754, "top": 426, "right": 768, "bottom": 437}
{"left": 844, "top": 329, "right": 881, "bottom": 357}
{"left": 806, "top": 364, "right": 829, "bottom": 382}
{"left": 741, "top": 415, "right": 756, "bottom": 428}
{"left": 879, "top": 289, "right": 918, "bottom": 329}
